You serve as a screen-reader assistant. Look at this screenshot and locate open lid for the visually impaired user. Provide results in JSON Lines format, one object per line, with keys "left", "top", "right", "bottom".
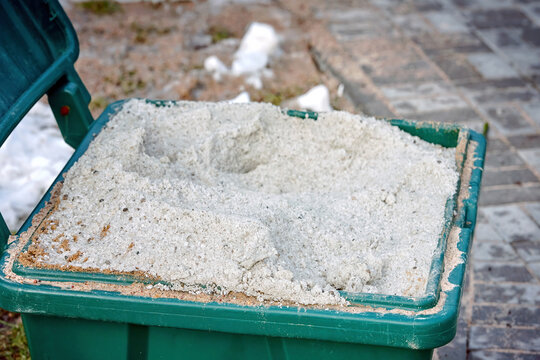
{"left": 0, "top": 0, "right": 93, "bottom": 149}
{"left": 0, "top": 0, "right": 93, "bottom": 246}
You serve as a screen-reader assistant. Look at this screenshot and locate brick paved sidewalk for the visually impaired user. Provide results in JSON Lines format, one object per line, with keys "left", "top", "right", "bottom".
{"left": 295, "top": 0, "right": 540, "bottom": 358}
{"left": 67, "top": 0, "right": 539, "bottom": 358}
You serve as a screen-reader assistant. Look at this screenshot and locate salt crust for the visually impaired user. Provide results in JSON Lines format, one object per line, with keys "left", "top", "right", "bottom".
{"left": 30, "top": 100, "right": 458, "bottom": 305}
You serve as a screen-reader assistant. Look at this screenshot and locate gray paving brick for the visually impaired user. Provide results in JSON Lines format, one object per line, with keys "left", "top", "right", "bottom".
{"left": 518, "top": 149, "right": 540, "bottom": 174}
{"left": 432, "top": 54, "right": 483, "bottom": 81}
{"left": 391, "top": 94, "right": 469, "bottom": 115}
{"left": 521, "top": 102, "right": 540, "bottom": 127}
{"left": 477, "top": 28, "right": 525, "bottom": 48}
{"left": 412, "top": 32, "right": 490, "bottom": 55}
{"left": 528, "top": 262, "right": 540, "bottom": 279}
{"left": 486, "top": 106, "right": 537, "bottom": 136}
{"left": 513, "top": 240, "right": 540, "bottom": 262}
{"left": 521, "top": 26, "right": 540, "bottom": 47}
{"left": 379, "top": 82, "right": 453, "bottom": 100}
{"left": 486, "top": 138, "right": 511, "bottom": 152}
{"left": 458, "top": 78, "right": 528, "bottom": 90}
{"left": 482, "top": 169, "right": 538, "bottom": 187}
{"left": 391, "top": 13, "right": 433, "bottom": 36}
{"left": 480, "top": 186, "right": 540, "bottom": 206}
{"left": 505, "top": 48, "right": 540, "bottom": 77}
{"left": 472, "top": 241, "right": 519, "bottom": 261}
{"left": 474, "top": 220, "right": 504, "bottom": 242}
{"left": 425, "top": 11, "right": 469, "bottom": 33}
{"left": 435, "top": 317, "right": 468, "bottom": 359}
{"left": 469, "top": 350, "right": 540, "bottom": 360}
{"left": 482, "top": 205, "right": 540, "bottom": 243}
{"left": 470, "top": 87, "right": 538, "bottom": 104}
{"left": 472, "top": 304, "right": 540, "bottom": 327}
{"left": 469, "top": 326, "right": 540, "bottom": 351}
{"left": 507, "top": 134, "right": 540, "bottom": 149}
{"left": 485, "top": 151, "right": 525, "bottom": 168}
{"left": 524, "top": 203, "right": 540, "bottom": 226}
{"left": 469, "top": 9, "right": 533, "bottom": 29}
{"left": 405, "top": 107, "right": 482, "bottom": 123}
{"left": 474, "top": 262, "right": 534, "bottom": 282}
{"left": 468, "top": 53, "right": 519, "bottom": 79}
{"left": 474, "top": 283, "right": 540, "bottom": 305}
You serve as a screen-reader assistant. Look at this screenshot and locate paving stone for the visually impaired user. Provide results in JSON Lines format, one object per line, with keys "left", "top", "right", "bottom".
{"left": 431, "top": 54, "right": 483, "bottom": 81}
{"left": 472, "top": 304, "right": 540, "bottom": 327}
{"left": 468, "top": 53, "right": 520, "bottom": 79}
{"left": 405, "top": 107, "right": 481, "bottom": 123}
{"left": 469, "top": 350, "right": 540, "bottom": 359}
{"left": 507, "top": 134, "right": 540, "bottom": 149}
{"left": 480, "top": 185, "right": 540, "bottom": 206}
{"left": 468, "top": 87, "right": 538, "bottom": 105}
{"left": 521, "top": 102, "right": 540, "bottom": 127}
{"left": 512, "top": 240, "right": 540, "bottom": 262}
{"left": 482, "top": 205, "right": 540, "bottom": 243}
{"left": 524, "top": 203, "right": 540, "bottom": 226}
{"left": 472, "top": 241, "right": 519, "bottom": 261}
{"left": 412, "top": 32, "right": 490, "bottom": 55}
{"left": 424, "top": 11, "right": 469, "bottom": 33}
{"left": 482, "top": 168, "right": 538, "bottom": 187}
{"left": 458, "top": 78, "right": 528, "bottom": 90}
{"left": 391, "top": 13, "right": 434, "bottom": 36}
{"left": 518, "top": 149, "right": 540, "bottom": 174}
{"left": 379, "top": 82, "right": 453, "bottom": 100}
{"left": 469, "top": 9, "right": 533, "bottom": 29}
{"left": 435, "top": 317, "right": 468, "bottom": 359}
{"left": 390, "top": 93, "right": 469, "bottom": 115}
{"left": 477, "top": 28, "right": 525, "bottom": 48}
{"left": 486, "top": 106, "right": 536, "bottom": 136}
{"left": 485, "top": 151, "right": 525, "bottom": 168}
{"left": 473, "top": 262, "right": 534, "bottom": 282}
{"left": 486, "top": 138, "right": 511, "bottom": 152}
{"left": 504, "top": 48, "right": 540, "bottom": 76}
{"left": 474, "top": 221, "right": 504, "bottom": 242}
{"left": 412, "top": 0, "right": 444, "bottom": 12}
{"left": 469, "top": 326, "right": 540, "bottom": 351}
{"left": 329, "top": 21, "right": 397, "bottom": 42}
{"left": 528, "top": 262, "right": 540, "bottom": 279}
{"left": 340, "top": 81, "right": 395, "bottom": 117}
{"left": 474, "top": 283, "right": 540, "bottom": 305}
{"left": 521, "top": 26, "right": 540, "bottom": 47}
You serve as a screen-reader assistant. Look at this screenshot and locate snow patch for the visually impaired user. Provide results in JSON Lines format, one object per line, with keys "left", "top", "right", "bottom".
{"left": 204, "top": 22, "right": 279, "bottom": 90}
{"left": 296, "top": 85, "right": 332, "bottom": 112}
{"left": 0, "top": 102, "right": 74, "bottom": 231}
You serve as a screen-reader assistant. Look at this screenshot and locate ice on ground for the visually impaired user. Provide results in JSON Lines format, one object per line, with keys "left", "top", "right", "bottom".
{"left": 296, "top": 85, "right": 332, "bottom": 112}
{"left": 204, "top": 22, "right": 279, "bottom": 90}
{"left": 0, "top": 102, "right": 74, "bottom": 231}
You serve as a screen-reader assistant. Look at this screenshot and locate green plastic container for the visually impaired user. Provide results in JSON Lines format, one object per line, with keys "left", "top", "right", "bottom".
{"left": 0, "top": 1, "right": 486, "bottom": 359}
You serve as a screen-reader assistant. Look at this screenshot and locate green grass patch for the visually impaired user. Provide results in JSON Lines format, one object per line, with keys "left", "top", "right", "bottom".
{"left": 209, "top": 26, "right": 234, "bottom": 44}
{"left": 78, "top": 1, "right": 121, "bottom": 15}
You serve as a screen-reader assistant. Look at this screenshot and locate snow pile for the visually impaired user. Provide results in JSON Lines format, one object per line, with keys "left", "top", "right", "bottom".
{"left": 31, "top": 100, "right": 459, "bottom": 305}
{"left": 229, "top": 91, "right": 250, "bottom": 103}
{"left": 296, "top": 85, "right": 332, "bottom": 112}
{"left": 205, "top": 22, "right": 279, "bottom": 89}
{"left": 0, "top": 102, "right": 73, "bottom": 231}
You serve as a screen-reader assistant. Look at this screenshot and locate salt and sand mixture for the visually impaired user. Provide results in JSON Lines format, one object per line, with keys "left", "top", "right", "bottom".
{"left": 26, "top": 100, "right": 458, "bottom": 305}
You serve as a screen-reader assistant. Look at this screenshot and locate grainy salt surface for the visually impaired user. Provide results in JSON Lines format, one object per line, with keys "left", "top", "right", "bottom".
{"left": 33, "top": 99, "right": 458, "bottom": 305}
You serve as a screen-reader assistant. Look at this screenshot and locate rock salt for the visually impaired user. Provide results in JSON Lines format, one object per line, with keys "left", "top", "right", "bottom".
{"left": 33, "top": 100, "right": 458, "bottom": 305}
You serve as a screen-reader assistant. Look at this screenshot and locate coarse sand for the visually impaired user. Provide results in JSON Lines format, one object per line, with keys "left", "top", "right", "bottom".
{"left": 25, "top": 100, "right": 458, "bottom": 305}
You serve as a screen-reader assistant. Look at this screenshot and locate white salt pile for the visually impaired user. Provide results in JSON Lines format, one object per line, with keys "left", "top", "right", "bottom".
{"left": 31, "top": 100, "right": 458, "bottom": 305}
